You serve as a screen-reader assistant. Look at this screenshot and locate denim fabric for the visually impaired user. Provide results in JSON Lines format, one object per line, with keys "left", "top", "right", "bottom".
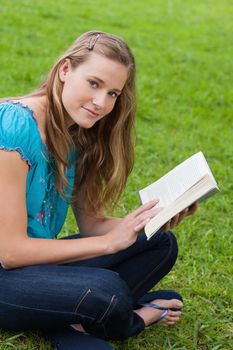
{"left": 44, "top": 327, "right": 114, "bottom": 349}
{"left": 0, "top": 231, "right": 178, "bottom": 341}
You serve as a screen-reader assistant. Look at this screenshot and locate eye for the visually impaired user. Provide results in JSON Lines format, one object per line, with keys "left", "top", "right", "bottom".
{"left": 88, "top": 80, "right": 98, "bottom": 88}
{"left": 108, "top": 91, "right": 119, "bottom": 98}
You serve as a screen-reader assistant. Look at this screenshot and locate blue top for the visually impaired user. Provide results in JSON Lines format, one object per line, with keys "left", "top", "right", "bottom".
{"left": 0, "top": 101, "right": 76, "bottom": 239}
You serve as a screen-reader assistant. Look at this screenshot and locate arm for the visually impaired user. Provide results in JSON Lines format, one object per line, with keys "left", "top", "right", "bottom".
{"left": 71, "top": 187, "right": 122, "bottom": 237}
{"left": 72, "top": 188, "right": 198, "bottom": 238}
{"left": 0, "top": 151, "right": 111, "bottom": 269}
{"left": 0, "top": 151, "right": 158, "bottom": 269}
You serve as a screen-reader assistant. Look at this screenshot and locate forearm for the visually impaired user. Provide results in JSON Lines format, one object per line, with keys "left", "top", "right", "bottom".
{"left": 1, "top": 235, "right": 112, "bottom": 269}
{"left": 79, "top": 216, "right": 123, "bottom": 237}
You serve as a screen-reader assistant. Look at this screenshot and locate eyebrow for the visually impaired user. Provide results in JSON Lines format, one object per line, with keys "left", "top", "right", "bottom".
{"left": 90, "top": 76, "right": 122, "bottom": 93}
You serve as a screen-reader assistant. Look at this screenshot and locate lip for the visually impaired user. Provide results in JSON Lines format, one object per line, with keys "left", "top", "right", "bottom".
{"left": 82, "top": 106, "right": 100, "bottom": 118}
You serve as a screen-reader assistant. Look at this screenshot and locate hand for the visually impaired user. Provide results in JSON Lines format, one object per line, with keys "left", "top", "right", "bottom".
{"left": 160, "top": 202, "right": 199, "bottom": 232}
{"left": 105, "top": 199, "right": 161, "bottom": 253}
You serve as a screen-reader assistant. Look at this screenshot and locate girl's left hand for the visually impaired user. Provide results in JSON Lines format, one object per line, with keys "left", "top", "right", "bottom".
{"left": 160, "top": 202, "right": 199, "bottom": 232}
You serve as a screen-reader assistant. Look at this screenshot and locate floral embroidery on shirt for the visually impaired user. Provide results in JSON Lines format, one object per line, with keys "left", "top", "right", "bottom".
{"left": 39, "top": 176, "right": 46, "bottom": 184}
{"left": 37, "top": 211, "right": 44, "bottom": 223}
{"left": 36, "top": 181, "right": 57, "bottom": 225}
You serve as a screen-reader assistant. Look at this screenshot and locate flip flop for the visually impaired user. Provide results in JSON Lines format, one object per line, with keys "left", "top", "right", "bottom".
{"left": 136, "top": 289, "right": 183, "bottom": 324}
{"left": 44, "top": 326, "right": 113, "bottom": 350}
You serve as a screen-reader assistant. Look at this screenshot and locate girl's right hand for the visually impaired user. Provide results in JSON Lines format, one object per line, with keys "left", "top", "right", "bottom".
{"left": 105, "top": 199, "right": 161, "bottom": 253}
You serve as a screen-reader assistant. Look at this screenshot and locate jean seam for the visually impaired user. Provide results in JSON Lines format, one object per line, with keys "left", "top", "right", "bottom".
{"left": 131, "top": 232, "right": 174, "bottom": 295}
{"left": 74, "top": 288, "right": 91, "bottom": 313}
{"left": 0, "top": 299, "right": 94, "bottom": 320}
{"left": 97, "top": 295, "right": 116, "bottom": 323}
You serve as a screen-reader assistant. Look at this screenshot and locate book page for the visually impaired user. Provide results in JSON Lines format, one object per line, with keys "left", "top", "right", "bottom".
{"left": 144, "top": 174, "right": 219, "bottom": 239}
{"left": 139, "top": 152, "right": 215, "bottom": 207}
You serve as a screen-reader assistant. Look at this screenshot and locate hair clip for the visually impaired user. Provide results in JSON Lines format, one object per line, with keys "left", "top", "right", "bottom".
{"left": 87, "top": 34, "right": 101, "bottom": 50}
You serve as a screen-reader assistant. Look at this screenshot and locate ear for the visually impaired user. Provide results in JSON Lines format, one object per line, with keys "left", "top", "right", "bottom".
{"left": 59, "top": 59, "right": 71, "bottom": 82}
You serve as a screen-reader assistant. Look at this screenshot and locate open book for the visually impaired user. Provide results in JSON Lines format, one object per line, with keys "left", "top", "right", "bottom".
{"left": 139, "top": 152, "right": 219, "bottom": 239}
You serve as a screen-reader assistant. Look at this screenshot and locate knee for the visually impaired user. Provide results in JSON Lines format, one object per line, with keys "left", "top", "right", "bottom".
{"left": 82, "top": 269, "right": 132, "bottom": 320}
{"left": 150, "top": 230, "right": 178, "bottom": 264}
{"left": 164, "top": 230, "right": 178, "bottom": 264}
{"left": 168, "top": 230, "right": 178, "bottom": 256}
{"left": 83, "top": 270, "right": 133, "bottom": 339}
{"left": 98, "top": 269, "right": 133, "bottom": 319}
{"left": 108, "top": 276, "right": 132, "bottom": 319}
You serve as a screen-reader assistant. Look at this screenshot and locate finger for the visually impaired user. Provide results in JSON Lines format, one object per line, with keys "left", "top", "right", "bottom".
{"left": 133, "top": 207, "right": 163, "bottom": 232}
{"left": 131, "top": 199, "right": 160, "bottom": 218}
{"left": 187, "top": 202, "right": 199, "bottom": 215}
{"left": 134, "top": 217, "right": 151, "bottom": 232}
{"left": 146, "top": 206, "right": 163, "bottom": 218}
{"left": 160, "top": 220, "right": 171, "bottom": 232}
{"left": 169, "top": 214, "right": 180, "bottom": 228}
{"left": 176, "top": 202, "right": 198, "bottom": 224}
{"left": 176, "top": 208, "right": 189, "bottom": 225}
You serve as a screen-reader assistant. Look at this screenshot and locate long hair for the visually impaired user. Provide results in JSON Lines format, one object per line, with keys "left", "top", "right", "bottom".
{"left": 7, "top": 31, "right": 137, "bottom": 214}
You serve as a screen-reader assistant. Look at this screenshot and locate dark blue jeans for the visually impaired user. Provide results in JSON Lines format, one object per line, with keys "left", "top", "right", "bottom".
{"left": 0, "top": 231, "right": 178, "bottom": 340}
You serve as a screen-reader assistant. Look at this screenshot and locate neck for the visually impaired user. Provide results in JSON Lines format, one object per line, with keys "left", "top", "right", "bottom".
{"left": 20, "top": 95, "right": 48, "bottom": 144}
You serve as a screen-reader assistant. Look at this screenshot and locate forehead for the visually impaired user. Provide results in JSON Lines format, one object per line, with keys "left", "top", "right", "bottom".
{"left": 77, "top": 53, "right": 128, "bottom": 89}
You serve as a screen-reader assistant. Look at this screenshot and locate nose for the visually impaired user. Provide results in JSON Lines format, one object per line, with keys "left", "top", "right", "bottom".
{"left": 92, "top": 91, "right": 107, "bottom": 110}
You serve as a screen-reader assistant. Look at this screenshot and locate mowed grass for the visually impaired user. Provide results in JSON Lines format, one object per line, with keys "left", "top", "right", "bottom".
{"left": 0, "top": 0, "right": 232, "bottom": 349}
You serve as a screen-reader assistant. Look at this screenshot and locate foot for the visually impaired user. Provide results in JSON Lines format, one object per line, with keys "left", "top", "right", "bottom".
{"left": 134, "top": 298, "right": 183, "bottom": 326}
{"left": 70, "top": 323, "right": 86, "bottom": 333}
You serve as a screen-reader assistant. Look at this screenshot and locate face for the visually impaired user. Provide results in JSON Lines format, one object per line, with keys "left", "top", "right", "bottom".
{"left": 59, "top": 53, "right": 128, "bottom": 128}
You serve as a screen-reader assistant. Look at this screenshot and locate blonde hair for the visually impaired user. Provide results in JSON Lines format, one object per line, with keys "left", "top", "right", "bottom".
{"left": 8, "top": 31, "right": 137, "bottom": 214}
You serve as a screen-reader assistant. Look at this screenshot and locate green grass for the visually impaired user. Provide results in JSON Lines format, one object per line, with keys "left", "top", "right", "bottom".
{"left": 0, "top": 0, "right": 232, "bottom": 349}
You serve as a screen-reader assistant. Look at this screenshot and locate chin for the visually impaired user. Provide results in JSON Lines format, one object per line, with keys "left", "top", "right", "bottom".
{"left": 75, "top": 120, "right": 96, "bottom": 129}
{"left": 69, "top": 110, "right": 100, "bottom": 129}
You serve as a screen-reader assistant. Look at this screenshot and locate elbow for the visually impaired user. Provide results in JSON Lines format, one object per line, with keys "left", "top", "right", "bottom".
{"left": 1, "top": 261, "right": 13, "bottom": 270}
{"left": 0, "top": 252, "right": 23, "bottom": 270}
{"left": 0, "top": 237, "right": 30, "bottom": 269}
{"left": 1, "top": 256, "right": 15, "bottom": 270}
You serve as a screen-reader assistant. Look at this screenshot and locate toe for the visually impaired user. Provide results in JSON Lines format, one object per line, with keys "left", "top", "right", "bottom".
{"left": 164, "top": 315, "right": 180, "bottom": 322}
{"left": 165, "top": 320, "right": 177, "bottom": 326}
{"left": 167, "top": 310, "right": 182, "bottom": 317}
{"left": 163, "top": 314, "right": 181, "bottom": 325}
{"left": 163, "top": 307, "right": 182, "bottom": 325}
{"left": 151, "top": 298, "right": 183, "bottom": 310}
{"left": 170, "top": 299, "right": 183, "bottom": 309}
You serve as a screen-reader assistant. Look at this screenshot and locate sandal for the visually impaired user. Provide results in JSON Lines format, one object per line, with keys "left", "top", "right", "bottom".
{"left": 136, "top": 289, "right": 183, "bottom": 324}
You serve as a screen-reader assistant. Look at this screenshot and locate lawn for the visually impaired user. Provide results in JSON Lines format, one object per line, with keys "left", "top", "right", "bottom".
{"left": 0, "top": 0, "right": 232, "bottom": 349}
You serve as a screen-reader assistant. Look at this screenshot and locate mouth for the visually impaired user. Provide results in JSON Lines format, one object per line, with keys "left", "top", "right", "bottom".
{"left": 82, "top": 107, "right": 100, "bottom": 118}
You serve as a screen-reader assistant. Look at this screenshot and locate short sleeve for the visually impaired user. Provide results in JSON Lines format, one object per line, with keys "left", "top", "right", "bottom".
{"left": 0, "top": 102, "right": 40, "bottom": 167}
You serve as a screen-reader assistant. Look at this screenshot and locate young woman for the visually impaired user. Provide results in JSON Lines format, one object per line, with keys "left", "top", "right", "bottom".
{"left": 0, "top": 31, "right": 197, "bottom": 349}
